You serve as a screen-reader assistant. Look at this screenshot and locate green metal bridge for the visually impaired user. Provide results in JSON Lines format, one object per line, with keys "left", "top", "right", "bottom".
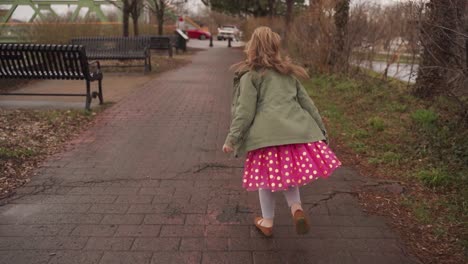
{"left": 0, "top": 0, "right": 119, "bottom": 23}
{"left": 0, "top": 0, "right": 181, "bottom": 43}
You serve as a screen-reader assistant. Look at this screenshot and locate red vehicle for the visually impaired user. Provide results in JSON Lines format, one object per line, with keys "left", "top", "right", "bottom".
{"left": 186, "top": 29, "right": 211, "bottom": 40}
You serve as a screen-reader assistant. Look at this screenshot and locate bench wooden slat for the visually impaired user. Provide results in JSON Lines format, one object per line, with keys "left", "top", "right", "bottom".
{"left": 20, "top": 47, "right": 32, "bottom": 77}
{"left": 26, "top": 46, "right": 37, "bottom": 78}
{"left": 0, "top": 49, "right": 7, "bottom": 76}
{"left": 41, "top": 46, "right": 51, "bottom": 78}
{"left": 62, "top": 47, "right": 71, "bottom": 78}
{"left": 35, "top": 47, "right": 45, "bottom": 79}
{"left": 52, "top": 46, "right": 63, "bottom": 79}
{"left": 70, "top": 47, "right": 79, "bottom": 79}
{"left": 50, "top": 48, "right": 59, "bottom": 78}
{"left": 18, "top": 46, "right": 30, "bottom": 78}
{"left": 3, "top": 49, "right": 16, "bottom": 76}
{"left": 56, "top": 48, "right": 70, "bottom": 79}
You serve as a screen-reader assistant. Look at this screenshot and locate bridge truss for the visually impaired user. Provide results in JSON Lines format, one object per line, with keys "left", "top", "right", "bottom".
{"left": 0, "top": 0, "right": 120, "bottom": 23}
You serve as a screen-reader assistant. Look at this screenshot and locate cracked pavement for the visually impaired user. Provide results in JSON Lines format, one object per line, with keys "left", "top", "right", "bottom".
{"left": 0, "top": 47, "right": 420, "bottom": 264}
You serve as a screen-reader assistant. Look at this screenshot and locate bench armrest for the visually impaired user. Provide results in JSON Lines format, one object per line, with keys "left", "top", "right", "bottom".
{"left": 87, "top": 60, "right": 103, "bottom": 81}
{"left": 88, "top": 60, "right": 101, "bottom": 69}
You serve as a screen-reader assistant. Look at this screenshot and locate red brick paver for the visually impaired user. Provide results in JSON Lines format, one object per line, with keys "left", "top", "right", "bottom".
{"left": 0, "top": 48, "right": 420, "bottom": 264}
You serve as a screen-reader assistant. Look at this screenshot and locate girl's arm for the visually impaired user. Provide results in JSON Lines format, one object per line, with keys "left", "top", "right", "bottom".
{"left": 296, "top": 79, "right": 329, "bottom": 142}
{"left": 224, "top": 73, "right": 258, "bottom": 147}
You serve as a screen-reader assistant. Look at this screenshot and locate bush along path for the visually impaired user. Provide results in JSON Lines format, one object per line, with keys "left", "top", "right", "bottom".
{"left": 304, "top": 73, "right": 467, "bottom": 264}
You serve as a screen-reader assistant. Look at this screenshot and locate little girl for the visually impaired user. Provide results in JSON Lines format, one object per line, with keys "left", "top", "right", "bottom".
{"left": 223, "top": 27, "right": 342, "bottom": 237}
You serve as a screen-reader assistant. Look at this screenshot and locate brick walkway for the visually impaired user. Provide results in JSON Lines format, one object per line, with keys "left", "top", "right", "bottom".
{"left": 0, "top": 47, "right": 419, "bottom": 264}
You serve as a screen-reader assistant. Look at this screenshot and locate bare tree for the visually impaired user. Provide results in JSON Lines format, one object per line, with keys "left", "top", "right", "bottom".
{"left": 329, "top": 0, "right": 350, "bottom": 73}
{"left": 415, "top": 0, "right": 467, "bottom": 99}
{"left": 130, "top": 0, "right": 145, "bottom": 36}
{"left": 147, "top": 0, "right": 169, "bottom": 35}
{"left": 148, "top": 0, "right": 187, "bottom": 35}
{"left": 108, "top": 0, "right": 144, "bottom": 37}
{"left": 122, "top": 0, "right": 131, "bottom": 37}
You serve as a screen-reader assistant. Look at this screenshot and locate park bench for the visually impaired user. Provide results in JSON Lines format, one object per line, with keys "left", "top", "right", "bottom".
{"left": 0, "top": 43, "right": 103, "bottom": 110}
{"left": 141, "top": 36, "right": 173, "bottom": 58}
{"left": 71, "top": 37, "right": 152, "bottom": 73}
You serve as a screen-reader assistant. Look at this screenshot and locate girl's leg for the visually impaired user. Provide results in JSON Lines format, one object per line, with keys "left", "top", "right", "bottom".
{"left": 284, "top": 186, "right": 310, "bottom": 234}
{"left": 282, "top": 186, "right": 303, "bottom": 215}
{"left": 258, "top": 188, "right": 275, "bottom": 227}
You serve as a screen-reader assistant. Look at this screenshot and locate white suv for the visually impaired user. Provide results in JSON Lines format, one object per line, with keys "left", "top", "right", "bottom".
{"left": 217, "top": 25, "right": 241, "bottom": 41}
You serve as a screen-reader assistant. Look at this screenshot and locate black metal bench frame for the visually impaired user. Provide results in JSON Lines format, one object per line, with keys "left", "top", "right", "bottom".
{"left": 71, "top": 37, "right": 152, "bottom": 73}
{"left": 0, "top": 43, "right": 103, "bottom": 110}
{"left": 141, "top": 36, "right": 173, "bottom": 58}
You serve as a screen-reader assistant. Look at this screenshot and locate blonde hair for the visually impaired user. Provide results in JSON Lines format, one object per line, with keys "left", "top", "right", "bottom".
{"left": 232, "top": 26, "right": 309, "bottom": 79}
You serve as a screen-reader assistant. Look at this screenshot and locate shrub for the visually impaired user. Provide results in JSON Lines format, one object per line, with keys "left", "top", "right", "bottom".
{"left": 335, "top": 79, "right": 358, "bottom": 92}
{"left": 417, "top": 168, "right": 453, "bottom": 188}
{"left": 0, "top": 147, "right": 36, "bottom": 159}
{"left": 388, "top": 102, "right": 408, "bottom": 113}
{"left": 381, "top": 151, "right": 403, "bottom": 164}
{"left": 368, "top": 157, "right": 381, "bottom": 164}
{"left": 411, "top": 109, "right": 438, "bottom": 127}
{"left": 349, "top": 141, "right": 367, "bottom": 153}
{"left": 368, "top": 117, "right": 385, "bottom": 131}
{"left": 353, "top": 129, "right": 370, "bottom": 139}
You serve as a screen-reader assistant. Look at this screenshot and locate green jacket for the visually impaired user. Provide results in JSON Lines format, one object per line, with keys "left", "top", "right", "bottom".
{"left": 225, "top": 69, "right": 328, "bottom": 156}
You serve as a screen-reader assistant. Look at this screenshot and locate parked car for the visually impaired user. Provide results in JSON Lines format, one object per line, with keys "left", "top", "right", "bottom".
{"left": 186, "top": 29, "right": 211, "bottom": 40}
{"left": 217, "top": 25, "right": 241, "bottom": 41}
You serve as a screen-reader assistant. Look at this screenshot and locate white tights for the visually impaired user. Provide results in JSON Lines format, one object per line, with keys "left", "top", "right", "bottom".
{"left": 258, "top": 186, "right": 302, "bottom": 220}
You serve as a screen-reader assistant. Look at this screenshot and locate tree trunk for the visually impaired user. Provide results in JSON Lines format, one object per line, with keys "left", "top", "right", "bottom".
{"left": 130, "top": 0, "right": 140, "bottom": 36}
{"left": 153, "top": 0, "right": 166, "bottom": 35}
{"left": 122, "top": 1, "right": 130, "bottom": 37}
{"left": 132, "top": 14, "right": 139, "bottom": 36}
{"left": 158, "top": 1, "right": 165, "bottom": 35}
{"left": 268, "top": 0, "right": 276, "bottom": 18}
{"left": 414, "top": 0, "right": 464, "bottom": 98}
{"left": 158, "top": 16, "right": 164, "bottom": 35}
{"left": 457, "top": 1, "right": 467, "bottom": 74}
{"left": 282, "top": 0, "right": 294, "bottom": 42}
{"left": 285, "top": 0, "right": 294, "bottom": 27}
{"left": 329, "top": 0, "right": 350, "bottom": 73}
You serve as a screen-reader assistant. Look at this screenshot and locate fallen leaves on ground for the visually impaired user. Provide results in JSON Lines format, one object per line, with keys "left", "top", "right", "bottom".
{"left": 0, "top": 109, "right": 95, "bottom": 199}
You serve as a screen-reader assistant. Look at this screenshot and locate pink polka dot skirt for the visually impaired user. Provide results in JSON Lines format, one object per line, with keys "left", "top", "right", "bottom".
{"left": 242, "top": 141, "right": 342, "bottom": 192}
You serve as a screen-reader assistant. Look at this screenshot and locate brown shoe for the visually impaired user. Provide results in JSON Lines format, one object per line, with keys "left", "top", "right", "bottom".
{"left": 293, "top": 210, "right": 310, "bottom": 235}
{"left": 254, "top": 217, "right": 273, "bottom": 237}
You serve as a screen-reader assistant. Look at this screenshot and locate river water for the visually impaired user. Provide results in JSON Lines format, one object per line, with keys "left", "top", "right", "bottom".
{"left": 358, "top": 61, "right": 419, "bottom": 83}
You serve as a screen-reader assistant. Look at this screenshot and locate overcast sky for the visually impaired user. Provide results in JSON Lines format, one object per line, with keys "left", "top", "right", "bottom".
{"left": 2, "top": 0, "right": 407, "bottom": 22}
